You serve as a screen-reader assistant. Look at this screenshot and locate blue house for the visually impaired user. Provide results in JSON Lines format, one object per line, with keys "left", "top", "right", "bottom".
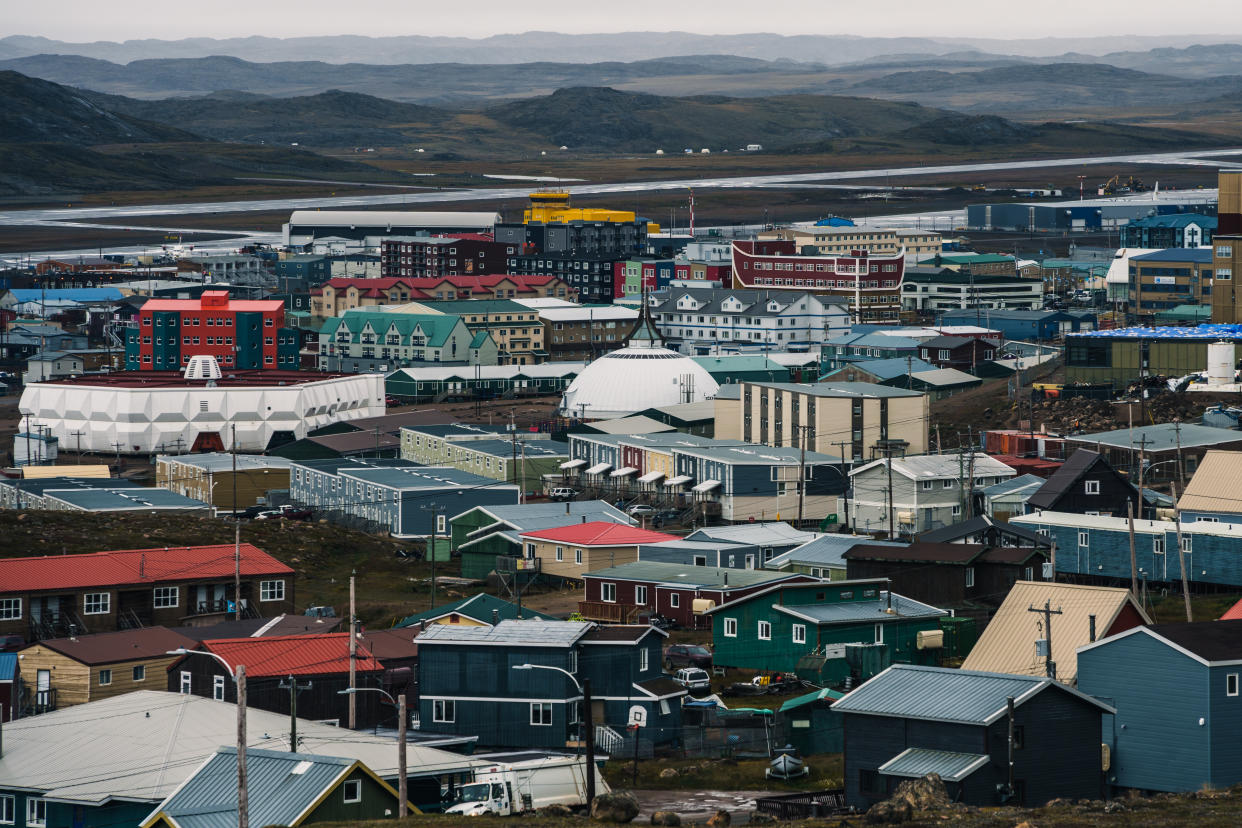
{"left": 1011, "top": 511, "right": 1242, "bottom": 589}
{"left": 939, "top": 309, "right": 1077, "bottom": 341}
{"left": 834, "top": 664, "right": 1112, "bottom": 810}
{"left": 415, "top": 620, "right": 685, "bottom": 750}
{"left": 1078, "top": 620, "right": 1242, "bottom": 794}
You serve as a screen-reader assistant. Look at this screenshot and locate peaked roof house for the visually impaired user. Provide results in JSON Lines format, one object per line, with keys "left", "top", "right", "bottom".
{"left": 1176, "top": 449, "right": 1242, "bottom": 524}
{"left": 395, "top": 593, "right": 559, "bottom": 628}
{"left": 961, "top": 581, "right": 1150, "bottom": 685}
{"left": 919, "top": 514, "right": 1050, "bottom": 548}
{"left": 1027, "top": 449, "right": 1139, "bottom": 518}
{"left": 1079, "top": 619, "right": 1242, "bottom": 794}
{"left": 834, "top": 664, "right": 1112, "bottom": 809}
{"left": 766, "top": 534, "right": 906, "bottom": 580}
{"left": 979, "top": 473, "right": 1047, "bottom": 520}
{"left": 317, "top": 309, "right": 498, "bottom": 372}
{"left": 519, "top": 521, "right": 679, "bottom": 582}
{"left": 140, "top": 747, "right": 411, "bottom": 828}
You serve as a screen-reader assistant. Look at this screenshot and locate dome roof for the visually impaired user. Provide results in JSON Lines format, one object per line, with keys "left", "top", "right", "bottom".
{"left": 560, "top": 345, "right": 720, "bottom": 419}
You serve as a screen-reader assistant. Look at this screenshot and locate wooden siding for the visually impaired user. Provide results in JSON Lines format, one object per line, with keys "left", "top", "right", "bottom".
{"left": 17, "top": 645, "right": 91, "bottom": 706}
{"left": 532, "top": 540, "right": 639, "bottom": 582}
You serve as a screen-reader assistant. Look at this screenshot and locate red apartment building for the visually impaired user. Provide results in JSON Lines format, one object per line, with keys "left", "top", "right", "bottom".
{"left": 380, "top": 236, "right": 514, "bottom": 278}
{"left": 124, "top": 291, "right": 298, "bottom": 371}
{"left": 731, "top": 240, "right": 906, "bottom": 322}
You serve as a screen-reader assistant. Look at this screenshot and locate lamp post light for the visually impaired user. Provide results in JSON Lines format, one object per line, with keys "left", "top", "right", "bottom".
{"left": 511, "top": 663, "right": 594, "bottom": 808}
{"left": 169, "top": 648, "right": 248, "bottom": 828}
{"left": 339, "top": 688, "right": 408, "bottom": 817}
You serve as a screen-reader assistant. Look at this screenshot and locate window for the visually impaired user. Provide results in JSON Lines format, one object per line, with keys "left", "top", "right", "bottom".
{"left": 26, "top": 799, "right": 46, "bottom": 827}
{"left": 1013, "top": 725, "right": 1025, "bottom": 750}
{"left": 153, "top": 586, "right": 178, "bottom": 609}
{"left": 758, "top": 621, "right": 772, "bottom": 640}
{"left": 942, "top": 479, "right": 954, "bottom": 488}
{"left": 530, "top": 702, "right": 553, "bottom": 725}
{"left": 433, "top": 699, "right": 455, "bottom": 722}
{"left": 1182, "top": 536, "right": 1193, "bottom": 553}
{"left": 1084, "top": 480, "right": 1100, "bottom": 495}
{"left": 180, "top": 671, "right": 192, "bottom": 694}
{"left": 602, "top": 583, "right": 617, "bottom": 603}
{"left": 952, "top": 504, "right": 962, "bottom": 517}
{"left": 437, "top": 514, "right": 447, "bottom": 533}
{"left": 0, "top": 794, "right": 12, "bottom": 825}
{"left": 84, "top": 592, "right": 110, "bottom": 615}
{"left": 343, "top": 779, "right": 362, "bottom": 804}
{"left": 635, "top": 585, "right": 648, "bottom": 605}
{"left": 669, "top": 593, "right": 680, "bottom": 608}
{"left": 1078, "top": 531, "right": 1089, "bottom": 548}
{"left": 556, "top": 546, "right": 564, "bottom": 562}
{"left": 965, "top": 568, "right": 975, "bottom": 588}
{"left": 0, "top": 598, "right": 19, "bottom": 620}
{"left": 260, "top": 580, "right": 285, "bottom": 601}
{"left": 1153, "top": 537, "right": 1165, "bottom": 555}
{"left": 724, "top": 618, "right": 738, "bottom": 637}
{"left": 574, "top": 549, "right": 583, "bottom": 565}
{"left": 921, "top": 480, "right": 933, "bottom": 491}
{"left": 133, "top": 665, "right": 146, "bottom": 682}
{"left": 793, "top": 624, "right": 806, "bottom": 644}
{"left": 212, "top": 674, "right": 227, "bottom": 701}
{"left": 874, "top": 624, "right": 884, "bottom": 644}
{"left": 98, "top": 669, "right": 112, "bottom": 686}
{"left": 1229, "top": 674, "right": 1239, "bottom": 697}
{"left": 639, "top": 648, "right": 650, "bottom": 672}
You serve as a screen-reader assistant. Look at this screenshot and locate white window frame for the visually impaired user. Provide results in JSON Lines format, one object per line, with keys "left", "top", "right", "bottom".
{"left": 530, "top": 701, "right": 553, "bottom": 726}
{"left": 433, "top": 699, "right": 455, "bottom": 722}
{"left": 758, "top": 621, "right": 772, "bottom": 641}
{"left": 0, "top": 598, "right": 19, "bottom": 621}
{"left": 1078, "top": 531, "right": 1089, "bottom": 548}
{"left": 1229, "top": 674, "right": 1239, "bottom": 697}
{"left": 921, "top": 480, "right": 933, "bottom": 491}
{"left": 635, "top": 585, "right": 648, "bottom": 605}
{"left": 260, "top": 580, "right": 285, "bottom": 602}
{"left": 437, "top": 514, "right": 447, "bottom": 533}
{"left": 639, "top": 648, "right": 650, "bottom": 672}
{"left": 602, "top": 582, "right": 617, "bottom": 603}
{"left": 83, "top": 592, "right": 110, "bottom": 615}
{"left": 343, "top": 779, "right": 362, "bottom": 804}
{"left": 180, "top": 671, "right": 192, "bottom": 694}
{"left": 669, "top": 593, "right": 680, "bottom": 609}
{"left": 98, "top": 669, "right": 112, "bottom": 686}
{"left": 213, "top": 674, "right": 226, "bottom": 701}
{"left": 875, "top": 624, "right": 885, "bottom": 645}
{"left": 792, "top": 624, "right": 806, "bottom": 644}
{"left": 574, "top": 549, "right": 583, "bottom": 565}
{"left": 1153, "top": 537, "right": 1165, "bottom": 555}
{"left": 0, "top": 794, "right": 13, "bottom": 825}
{"left": 26, "top": 798, "right": 46, "bottom": 828}
{"left": 724, "top": 617, "right": 738, "bottom": 638}
{"left": 1182, "top": 536, "right": 1193, "bottom": 553}
{"left": 153, "top": 586, "right": 178, "bottom": 609}
{"left": 1084, "top": 480, "right": 1100, "bottom": 495}
{"left": 942, "top": 479, "right": 954, "bottom": 489}
{"left": 133, "top": 664, "right": 146, "bottom": 682}
{"left": 965, "top": 568, "right": 975, "bottom": 588}
{"left": 555, "top": 546, "right": 564, "bottom": 561}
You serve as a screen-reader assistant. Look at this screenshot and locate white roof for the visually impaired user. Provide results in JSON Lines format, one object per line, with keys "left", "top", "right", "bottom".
{"left": 389, "top": 362, "right": 586, "bottom": 382}
{"left": 851, "top": 452, "right": 1017, "bottom": 481}
{"left": 560, "top": 345, "right": 720, "bottom": 419}
{"left": 1013, "top": 510, "right": 1242, "bottom": 539}
{"left": 535, "top": 306, "right": 640, "bottom": 322}
{"left": 0, "top": 690, "right": 482, "bottom": 806}
{"left": 1106, "top": 249, "right": 1161, "bottom": 284}
{"left": 288, "top": 210, "right": 498, "bottom": 228}
{"left": 513, "top": 298, "right": 581, "bottom": 309}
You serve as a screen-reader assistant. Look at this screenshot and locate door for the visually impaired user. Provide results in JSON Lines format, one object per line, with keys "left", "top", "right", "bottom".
{"left": 36, "top": 669, "right": 51, "bottom": 709}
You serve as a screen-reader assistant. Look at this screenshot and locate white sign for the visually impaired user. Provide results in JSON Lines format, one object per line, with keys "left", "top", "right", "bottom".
{"left": 627, "top": 705, "right": 648, "bottom": 727}
{"left": 1154, "top": 276, "right": 1177, "bottom": 285}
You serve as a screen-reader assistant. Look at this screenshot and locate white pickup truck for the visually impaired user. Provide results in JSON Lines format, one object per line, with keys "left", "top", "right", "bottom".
{"left": 445, "top": 755, "right": 609, "bottom": 816}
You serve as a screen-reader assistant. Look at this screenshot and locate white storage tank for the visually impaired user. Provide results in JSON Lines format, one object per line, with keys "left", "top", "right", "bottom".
{"left": 1207, "top": 340, "right": 1236, "bottom": 385}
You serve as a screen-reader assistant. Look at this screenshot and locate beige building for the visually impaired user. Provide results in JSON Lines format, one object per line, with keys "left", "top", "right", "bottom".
{"left": 18, "top": 627, "right": 196, "bottom": 710}
{"left": 761, "top": 227, "right": 942, "bottom": 261}
{"left": 729, "top": 381, "right": 928, "bottom": 460}
{"left": 397, "top": 299, "right": 545, "bottom": 365}
{"left": 518, "top": 522, "right": 678, "bottom": 581}
{"left": 156, "top": 453, "right": 292, "bottom": 511}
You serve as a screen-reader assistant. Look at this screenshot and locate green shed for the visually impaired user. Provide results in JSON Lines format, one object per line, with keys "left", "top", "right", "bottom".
{"left": 778, "top": 687, "right": 845, "bottom": 756}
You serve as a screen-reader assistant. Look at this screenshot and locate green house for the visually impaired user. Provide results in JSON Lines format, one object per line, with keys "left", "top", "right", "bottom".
{"left": 318, "top": 309, "right": 498, "bottom": 371}
{"left": 707, "top": 579, "right": 947, "bottom": 685}
{"left": 778, "top": 687, "right": 845, "bottom": 756}
{"left": 141, "top": 747, "right": 410, "bottom": 827}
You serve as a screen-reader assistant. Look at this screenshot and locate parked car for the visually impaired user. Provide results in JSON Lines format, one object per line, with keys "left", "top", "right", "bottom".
{"left": 256, "top": 504, "right": 311, "bottom": 521}
{"left": 664, "top": 643, "right": 713, "bottom": 670}
{"left": 672, "top": 667, "right": 712, "bottom": 693}
{"left": 626, "top": 504, "right": 656, "bottom": 517}
{"left": 548, "top": 487, "right": 578, "bottom": 502}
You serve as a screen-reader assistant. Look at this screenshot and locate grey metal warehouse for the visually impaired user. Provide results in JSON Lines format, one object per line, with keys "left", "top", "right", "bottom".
{"left": 968, "top": 198, "right": 1217, "bottom": 232}
{"left": 283, "top": 210, "right": 500, "bottom": 246}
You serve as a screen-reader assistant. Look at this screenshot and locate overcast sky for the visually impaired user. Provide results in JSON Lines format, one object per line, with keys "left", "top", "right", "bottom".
{"left": 7, "top": 1, "right": 1242, "bottom": 41}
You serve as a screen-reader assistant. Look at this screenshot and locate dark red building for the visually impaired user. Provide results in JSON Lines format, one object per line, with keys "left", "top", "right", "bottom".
{"left": 381, "top": 236, "right": 514, "bottom": 278}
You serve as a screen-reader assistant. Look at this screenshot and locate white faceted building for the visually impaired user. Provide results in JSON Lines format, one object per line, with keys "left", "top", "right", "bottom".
{"left": 559, "top": 308, "right": 719, "bottom": 420}
{"left": 19, "top": 363, "right": 384, "bottom": 455}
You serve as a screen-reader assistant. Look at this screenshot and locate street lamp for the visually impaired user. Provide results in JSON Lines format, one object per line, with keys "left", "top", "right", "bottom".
{"left": 169, "top": 648, "right": 248, "bottom": 828}
{"left": 339, "top": 688, "right": 409, "bottom": 817}
{"left": 511, "top": 664, "right": 595, "bottom": 807}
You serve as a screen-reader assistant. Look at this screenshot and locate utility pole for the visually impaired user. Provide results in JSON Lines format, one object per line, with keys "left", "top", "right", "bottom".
{"left": 1174, "top": 419, "right": 1185, "bottom": 490}
{"left": 398, "top": 693, "right": 409, "bottom": 817}
{"left": 1027, "top": 600, "right": 1063, "bottom": 680}
{"left": 1171, "top": 482, "right": 1193, "bottom": 623}
{"left": 237, "top": 664, "right": 249, "bottom": 828}
{"left": 71, "top": 429, "right": 85, "bottom": 460}
{"left": 583, "top": 677, "right": 597, "bottom": 809}
{"left": 965, "top": 435, "right": 977, "bottom": 520}
{"left": 234, "top": 521, "right": 242, "bottom": 621}
{"left": 1126, "top": 499, "right": 1138, "bottom": 599}
{"left": 423, "top": 502, "right": 442, "bottom": 609}
{"left": 832, "top": 439, "right": 852, "bottom": 529}
{"left": 1136, "top": 434, "right": 1151, "bottom": 518}
{"left": 876, "top": 439, "right": 908, "bottom": 540}
{"left": 279, "top": 675, "right": 313, "bottom": 752}
{"left": 348, "top": 571, "right": 356, "bottom": 729}
{"left": 1006, "top": 696, "right": 1016, "bottom": 800}
{"left": 231, "top": 422, "right": 238, "bottom": 518}
{"left": 795, "top": 424, "right": 809, "bottom": 525}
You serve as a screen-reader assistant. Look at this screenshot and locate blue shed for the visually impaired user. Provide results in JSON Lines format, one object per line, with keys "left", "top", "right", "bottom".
{"left": 939, "top": 309, "right": 1075, "bottom": 341}
{"left": 1078, "top": 620, "right": 1242, "bottom": 794}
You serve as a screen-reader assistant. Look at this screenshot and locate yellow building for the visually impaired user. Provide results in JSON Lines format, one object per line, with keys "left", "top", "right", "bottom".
{"left": 395, "top": 298, "right": 545, "bottom": 365}
{"left": 519, "top": 522, "right": 678, "bottom": 582}
{"left": 155, "top": 453, "right": 292, "bottom": 511}
{"left": 761, "top": 227, "right": 941, "bottom": 261}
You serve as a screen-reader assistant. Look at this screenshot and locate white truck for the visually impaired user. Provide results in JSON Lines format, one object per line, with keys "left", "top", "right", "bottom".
{"left": 445, "top": 755, "right": 609, "bottom": 816}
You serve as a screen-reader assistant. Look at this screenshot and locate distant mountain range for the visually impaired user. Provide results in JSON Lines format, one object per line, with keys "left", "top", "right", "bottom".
{"left": 3, "top": 31, "right": 1242, "bottom": 66}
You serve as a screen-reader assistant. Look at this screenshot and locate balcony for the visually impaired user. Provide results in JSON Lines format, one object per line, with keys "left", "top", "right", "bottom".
{"left": 577, "top": 601, "right": 643, "bottom": 623}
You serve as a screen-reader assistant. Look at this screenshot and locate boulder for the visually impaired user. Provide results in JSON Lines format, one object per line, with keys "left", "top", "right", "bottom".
{"left": 658, "top": 768, "right": 680, "bottom": 779}
{"left": 748, "top": 812, "right": 777, "bottom": 824}
{"left": 591, "top": 792, "right": 640, "bottom": 824}
{"left": 865, "top": 799, "right": 913, "bottom": 824}
{"left": 650, "top": 811, "right": 681, "bottom": 826}
{"left": 706, "top": 810, "right": 731, "bottom": 828}
{"left": 541, "top": 803, "right": 575, "bottom": 818}
{"left": 890, "top": 774, "right": 950, "bottom": 811}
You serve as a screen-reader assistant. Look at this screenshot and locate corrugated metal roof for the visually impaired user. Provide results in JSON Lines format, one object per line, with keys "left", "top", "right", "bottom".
{"left": 148, "top": 748, "right": 369, "bottom": 828}
{"left": 0, "top": 690, "right": 484, "bottom": 805}
{"left": 520, "top": 521, "right": 678, "bottom": 546}
{"left": 0, "top": 544, "right": 292, "bottom": 595}
{"left": 35, "top": 627, "right": 197, "bottom": 665}
{"left": 879, "top": 748, "right": 990, "bottom": 782}
{"left": 778, "top": 686, "right": 844, "bottom": 712}
{"left": 832, "top": 664, "right": 1055, "bottom": 724}
{"left": 981, "top": 473, "right": 1046, "bottom": 497}
{"left": 775, "top": 593, "right": 946, "bottom": 625}
{"left": 201, "top": 633, "right": 383, "bottom": 677}
{"left": 851, "top": 453, "right": 1016, "bottom": 481}
{"left": 768, "top": 535, "right": 903, "bottom": 570}
{"left": 960, "top": 581, "right": 1150, "bottom": 684}
{"left": 585, "top": 561, "right": 800, "bottom": 589}
{"left": 395, "top": 593, "right": 558, "bottom": 627}
{"left": 685, "top": 522, "right": 819, "bottom": 546}
{"left": 1177, "top": 450, "right": 1242, "bottom": 514}
{"left": 908, "top": 368, "right": 982, "bottom": 387}
{"left": 415, "top": 619, "right": 592, "bottom": 646}
{"left": 158, "top": 454, "right": 293, "bottom": 472}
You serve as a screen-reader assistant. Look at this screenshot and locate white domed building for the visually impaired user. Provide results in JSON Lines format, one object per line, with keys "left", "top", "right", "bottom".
{"left": 559, "top": 309, "right": 719, "bottom": 420}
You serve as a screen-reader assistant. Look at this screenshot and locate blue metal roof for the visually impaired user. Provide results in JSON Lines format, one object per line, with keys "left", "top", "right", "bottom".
{"left": 825, "top": 356, "right": 938, "bottom": 381}
{"left": 8, "top": 288, "right": 123, "bottom": 302}
{"left": 0, "top": 653, "right": 17, "bottom": 682}
{"left": 776, "top": 594, "right": 946, "bottom": 625}
{"left": 879, "top": 748, "right": 990, "bottom": 782}
{"left": 1075, "top": 323, "right": 1242, "bottom": 340}
{"left": 1126, "top": 214, "right": 1217, "bottom": 229}
{"left": 767, "top": 535, "right": 904, "bottom": 570}
{"left": 831, "top": 664, "right": 1112, "bottom": 724}
{"left": 1131, "top": 248, "right": 1213, "bottom": 263}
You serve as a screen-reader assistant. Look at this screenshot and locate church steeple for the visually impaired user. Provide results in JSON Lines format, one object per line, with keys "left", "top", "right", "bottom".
{"left": 623, "top": 284, "right": 664, "bottom": 348}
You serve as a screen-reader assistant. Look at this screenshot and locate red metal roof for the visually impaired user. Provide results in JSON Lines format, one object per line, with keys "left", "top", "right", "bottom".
{"left": 519, "top": 521, "right": 679, "bottom": 546}
{"left": 141, "top": 298, "right": 284, "bottom": 312}
{"left": 200, "top": 633, "right": 383, "bottom": 676}
{"left": 1221, "top": 598, "right": 1242, "bottom": 621}
{"left": 0, "top": 543, "right": 294, "bottom": 594}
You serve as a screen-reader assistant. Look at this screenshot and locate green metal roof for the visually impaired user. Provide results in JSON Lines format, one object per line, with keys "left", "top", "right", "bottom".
{"left": 778, "top": 687, "right": 844, "bottom": 712}
{"left": 394, "top": 593, "right": 558, "bottom": 628}
{"left": 320, "top": 310, "right": 466, "bottom": 348}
